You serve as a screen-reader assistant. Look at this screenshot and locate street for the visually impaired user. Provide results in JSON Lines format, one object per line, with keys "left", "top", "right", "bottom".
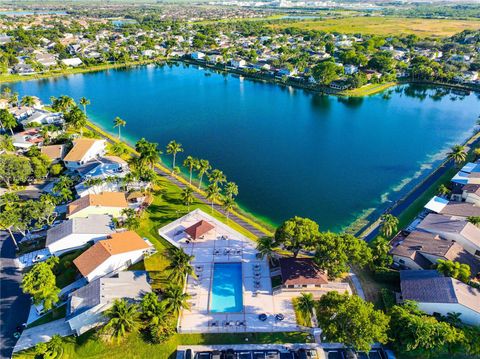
{"left": 0, "top": 232, "right": 30, "bottom": 359}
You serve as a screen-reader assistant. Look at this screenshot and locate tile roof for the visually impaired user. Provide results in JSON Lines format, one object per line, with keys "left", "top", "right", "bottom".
{"left": 41, "top": 144, "right": 66, "bottom": 161}
{"left": 417, "top": 214, "right": 480, "bottom": 247}
{"left": 73, "top": 231, "right": 151, "bottom": 277}
{"left": 185, "top": 220, "right": 215, "bottom": 240}
{"left": 440, "top": 201, "right": 480, "bottom": 218}
{"left": 462, "top": 184, "right": 480, "bottom": 196}
{"left": 67, "top": 192, "right": 128, "bottom": 216}
{"left": 64, "top": 138, "right": 103, "bottom": 162}
{"left": 279, "top": 257, "right": 329, "bottom": 286}
{"left": 400, "top": 270, "right": 480, "bottom": 313}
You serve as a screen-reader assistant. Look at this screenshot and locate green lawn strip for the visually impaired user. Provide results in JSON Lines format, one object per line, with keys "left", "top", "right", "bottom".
{"left": 14, "top": 330, "right": 311, "bottom": 359}
{"left": 26, "top": 304, "right": 67, "bottom": 329}
{"left": 292, "top": 298, "right": 312, "bottom": 327}
{"left": 340, "top": 82, "right": 397, "bottom": 97}
{"left": 54, "top": 248, "right": 86, "bottom": 289}
{"left": 351, "top": 266, "right": 399, "bottom": 310}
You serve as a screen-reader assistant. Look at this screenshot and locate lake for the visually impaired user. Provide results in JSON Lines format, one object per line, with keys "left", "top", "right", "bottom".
{"left": 3, "top": 64, "right": 479, "bottom": 231}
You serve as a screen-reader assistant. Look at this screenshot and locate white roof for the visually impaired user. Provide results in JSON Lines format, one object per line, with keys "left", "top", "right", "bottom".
{"left": 424, "top": 196, "right": 449, "bottom": 213}
{"left": 452, "top": 171, "right": 470, "bottom": 185}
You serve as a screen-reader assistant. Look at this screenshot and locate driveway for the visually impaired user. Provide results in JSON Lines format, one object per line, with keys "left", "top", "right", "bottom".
{"left": 0, "top": 232, "right": 30, "bottom": 359}
{"left": 13, "top": 319, "right": 73, "bottom": 353}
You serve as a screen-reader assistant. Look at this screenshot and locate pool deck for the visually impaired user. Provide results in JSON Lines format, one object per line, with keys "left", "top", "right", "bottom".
{"left": 158, "top": 209, "right": 300, "bottom": 333}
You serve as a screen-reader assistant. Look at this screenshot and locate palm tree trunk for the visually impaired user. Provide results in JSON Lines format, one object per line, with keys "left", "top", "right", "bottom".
{"left": 172, "top": 154, "right": 176, "bottom": 171}
{"left": 189, "top": 170, "right": 192, "bottom": 185}
{"left": 198, "top": 174, "right": 204, "bottom": 188}
{"left": 7, "top": 227, "right": 18, "bottom": 249}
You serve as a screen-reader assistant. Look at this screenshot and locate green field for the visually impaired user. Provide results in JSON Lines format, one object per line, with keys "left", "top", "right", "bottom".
{"left": 270, "top": 16, "right": 480, "bottom": 37}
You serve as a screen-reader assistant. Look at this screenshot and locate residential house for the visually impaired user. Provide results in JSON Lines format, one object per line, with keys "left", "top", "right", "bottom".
{"left": 390, "top": 231, "right": 480, "bottom": 277}
{"left": 20, "top": 110, "right": 64, "bottom": 128}
{"left": 73, "top": 231, "right": 154, "bottom": 282}
{"left": 61, "top": 57, "right": 83, "bottom": 67}
{"left": 46, "top": 215, "right": 115, "bottom": 256}
{"left": 416, "top": 213, "right": 480, "bottom": 256}
{"left": 13, "top": 64, "right": 35, "bottom": 75}
{"left": 400, "top": 270, "right": 480, "bottom": 325}
{"left": 462, "top": 184, "right": 480, "bottom": 206}
{"left": 425, "top": 196, "right": 480, "bottom": 220}
{"left": 12, "top": 128, "right": 44, "bottom": 150}
{"left": 66, "top": 271, "right": 151, "bottom": 335}
{"left": 344, "top": 64, "right": 358, "bottom": 75}
{"left": 230, "top": 58, "right": 246, "bottom": 68}
{"left": 191, "top": 51, "right": 205, "bottom": 60}
{"left": 41, "top": 144, "right": 67, "bottom": 163}
{"left": 273, "top": 257, "right": 351, "bottom": 296}
{"left": 67, "top": 192, "right": 129, "bottom": 219}
{"left": 10, "top": 106, "right": 34, "bottom": 121}
{"left": 35, "top": 53, "right": 57, "bottom": 67}
{"left": 63, "top": 138, "right": 106, "bottom": 169}
{"left": 451, "top": 162, "right": 480, "bottom": 187}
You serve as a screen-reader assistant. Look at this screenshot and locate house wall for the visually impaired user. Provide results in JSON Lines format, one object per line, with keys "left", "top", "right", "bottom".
{"left": 48, "top": 233, "right": 108, "bottom": 256}
{"left": 68, "top": 206, "right": 125, "bottom": 219}
{"left": 392, "top": 255, "right": 424, "bottom": 270}
{"left": 64, "top": 140, "right": 106, "bottom": 169}
{"left": 85, "top": 249, "right": 147, "bottom": 282}
{"left": 464, "top": 192, "right": 480, "bottom": 206}
{"left": 417, "top": 302, "right": 480, "bottom": 326}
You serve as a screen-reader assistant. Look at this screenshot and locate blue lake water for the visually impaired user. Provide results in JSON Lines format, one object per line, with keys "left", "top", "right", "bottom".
{"left": 210, "top": 262, "right": 243, "bottom": 313}
{"left": 3, "top": 64, "right": 479, "bottom": 231}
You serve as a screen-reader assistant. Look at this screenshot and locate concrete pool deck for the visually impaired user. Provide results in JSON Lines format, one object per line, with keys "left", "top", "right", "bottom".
{"left": 158, "top": 209, "right": 300, "bottom": 333}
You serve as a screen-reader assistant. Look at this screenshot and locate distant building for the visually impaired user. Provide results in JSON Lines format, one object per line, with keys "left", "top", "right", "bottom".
{"left": 400, "top": 270, "right": 480, "bottom": 326}
{"left": 12, "top": 128, "right": 44, "bottom": 150}
{"left": 66, "top": 271, "right": 151, "bottom": 335}
{"left": 190, "top": 51, "right": 205, "bottom": 60}
{"left": 61, "top": 57, "right": 83, "bottom": 67}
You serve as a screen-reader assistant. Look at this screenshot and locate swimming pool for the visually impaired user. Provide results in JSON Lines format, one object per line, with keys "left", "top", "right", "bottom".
{"left": 210, "top": 262, "right": 243, "bottom": 313}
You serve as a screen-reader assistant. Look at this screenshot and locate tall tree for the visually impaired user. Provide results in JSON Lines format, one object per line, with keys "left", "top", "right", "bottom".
{"left": 380, "top": 214, "right": 399, "bottom": 237}
{"left": 113, "top": 116, "right": 126, "bottom": 139}
{"left": 181, "top": 186, "right": 195, "bottom": 211}
{"left": 0, "top": 153, "right": 32, "bottom": 188}
{"left": 135, "top": 138, "right": 161, "bottom": 169}
{"left": 222, "top": 195, "right": 236, "bottom": 221}
{"left": 21, "top": 257, "right": 60, "bottom": 311}
{"left": 52, "top": 175, "right": 74, "bottom": 203}
{"left": 183, "top": 155, "right": 196, "bottom": 185}
{"left": 370, "top": 236, "right": 393, "bottom": 269}
{"left": 103, "top": 299, "right": 140, "bottom": 343}
{"left": 225, "top": 181, "right": 239, "bottom": 199}
{"left": 256, "top": 236, "right": 276, "bottom": 265}
{"left": 296, "top": 292, "right": 315, "bottom": 320}
{"left": 275, "top": 216, "right": 320, "bottom": 257}
{"left": 208, "top": 169, "right": 226, "bottom": 187}
{"left": 0, "top": 109, "right": 17, "bottom": 135}
{"left": 447, "top": 145, "right": 467, "bottom": 167}
{"left": 21, "top": 95, "right": 36, "bottom": 107}
{"left": 316, "top": 291, "right": 390, "bottom": 352}
{"left": 79, "top": 97, "right": 90, "bottom": 116}
{"left": 196, "top": 159, "right": 211, "bottom": 188}
{"left": 163, "top": 284, "right": 191, "bottom": 315}
{"left": 65, "top": 106, "right": 87, "bottom": 134}
{"left": 166, "top": 247, "right": 195, "bottom": 283}
{"left": 206, "top": 183, "right": 221, "bottom": 212}
{"left": 166, "top": 140, "right": 183, "bottom": 172}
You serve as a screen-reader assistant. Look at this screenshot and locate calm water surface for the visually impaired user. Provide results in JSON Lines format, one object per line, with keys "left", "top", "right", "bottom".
{"left": 4, "top": 64, "right": 479, "bottom": 231}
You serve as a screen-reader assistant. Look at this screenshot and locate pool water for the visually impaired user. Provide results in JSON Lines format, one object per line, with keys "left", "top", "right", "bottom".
{"left": 210, "top": 263, "right": 243, "bottom": 313}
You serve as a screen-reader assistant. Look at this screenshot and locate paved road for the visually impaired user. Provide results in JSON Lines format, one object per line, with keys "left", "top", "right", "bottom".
{"left": 87, "top": 124, "right": 268, "bottom": 239}
{"left": 0, "top": 232, "right": 30, "bottom": 359}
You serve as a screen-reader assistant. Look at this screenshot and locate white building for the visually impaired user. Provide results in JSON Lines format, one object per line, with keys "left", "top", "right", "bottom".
{"left": 67, "top": 192, "right": 128, "bottom": 219}
{"left": 230, "top": 58, "right": 246, "bottom": 69}
{"left": 66, "top": 271, "right": 151, "bottom": 335}
{"left": 191, "top": 51, "right": 205, "bottom": 60}
{"left": 61, "top": 57, "right": 83, "bottom": 67}
{"left": 46, "top": 215, "right": 115, "bottom": 256}
{"left": 73, "top": 231, "right": 154, "bottom": 282}
{"left": 400, "top": 270, "right": 480, "bottom": 326}
{"left": 63, "top": 138, "right": 106, "bottom": 169}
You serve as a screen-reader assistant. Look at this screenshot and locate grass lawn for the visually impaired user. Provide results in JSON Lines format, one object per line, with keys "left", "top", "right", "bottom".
{"left": 340, "top": 82, "right": 397, "bottom": 97}
{"left": 54, "top": 248, "right": 86, "bottom": 289}
{"left": 269, "top": 16, "right": 480, "bottom": 37}
{"left": 14, "top": 330, "right": 311, "bottom": 359}
{"left": 26, "top": 304, "right": 67, "bottom": 329}
{"left": 352, "top": 266, "right": 399, "bottom": 310}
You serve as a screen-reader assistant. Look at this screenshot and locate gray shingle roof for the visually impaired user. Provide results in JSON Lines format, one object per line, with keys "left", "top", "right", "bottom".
{"left": 46, "top": 215, "right": 115, "bottom": 246}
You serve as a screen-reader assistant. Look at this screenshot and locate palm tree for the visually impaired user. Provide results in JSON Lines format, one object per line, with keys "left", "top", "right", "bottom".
{"left": 135, "top": 138, "right": 161, "bottom": 169}
{"left": 166, "top": 140, "right": 183, "bottom": 173}
{"left": 103, "top": 299, "right": 140, "bottom": 342}
{"left": 208, "top": 169, "right": 226, "bottom": 187}
{"left": 163, "top": 284, "right": 191, "bottom": 315}
{"left": 206, "top": 183, "right": 221, "bottom": 212}
{"left": 467, "top": 216, "right": 480, "bottom": 227}
{"left": 222, "top": 196, "right": 236, "bottom": 221}
{"left": 183, "top": 156, "right": 197, "bottom": 185}
{"left": 296, "top": 292, "right": 315, "bottom": 319}
{"left": 473, "top": 147, "right": 480, "bottom": 162}
{"left": 379, "top": 214, "right": 398, "bottom": 237}
{"left": 110, "top": 142, "right": 129, "bottom": 157}
{"left": 256, "top": 236, "right": 276, "bottom": 265}
{"left": 437, "top": 184, "right": 451, "bottom": 197}
{"left": 181, "top": 186, "right": 195, "bottom": 212}
{"left": 0, "top": 109, "right": 17, "bottom": 135}
{"left": 447, "top": 145, "right": 467, "bottom": 167}
{"left": 436, "top": 259, "right": 470, "bottom": 283}
{"left": 21, "top": 95, "right": 36, "bottom": 107}
{"left": 9, "top": 92, "right": 18, "bottom": 107}
{"left": 166, "top": 247, "right": 195, "bottom": 283}
{"left": 196, "top": 159, "right": 211, "bottom": 189}
{"left": 113, "top": 116, "right": 126, "bottom": 139}
{"left": 225, "top": 181, "right": 239, "bottom": 199}
{"left": 79, "top": 97, "right": 90, "bottom": 116}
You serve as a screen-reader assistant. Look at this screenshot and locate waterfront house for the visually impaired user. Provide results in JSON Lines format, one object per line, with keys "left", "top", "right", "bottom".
{"left": 191, "top": 51, "right": 205, "bottom": 60}
{"left": 66, "top": 271, "right": 151, "bottom": 335}
{"left": 461, "top": 184, "right": 480, "bottom": 206}
{"left": 67, "top": 192, "right": 128, "bottom": 219}
{"left": 390, "top": 231, "right": 480, "bottom": 277}
{"left": 63, "top": 138, "right": 106, "bottom": 169}
{"left": 13, "top": 63, "right": 35, "bottom": 75}
{"left": 35, "top": 53, "right": 57, "bottom": 67}
{"left": 10, "top": 106, "right": 34, "bottom": 121}
{"left": 77, "top": 155, "right": 129, "bottom": 179}
{"left": 416, "top": 214, "right": 480, "bottom": 256}
{"left": 329, "top": 80, "right": 350, "bottom": 91}
{"left": 20, "top": 109, "right": 64, "bottom": 128}
{"left": 425, "top": 196, "right": 480, "bottom": 219}
{"left": 46, "top": 214, "right": 115, "bottom": 256}
{"left": 273, "top": 257, "right": 351, "bottom": 296}
{"left": 61, "top": 57, "right": 83, "bottom": 67}
{"left": 73, "top": 231, "right": 153, "bottom": 282}
{"left": 230, "top": 58, "right": 246, "bottom": 69}
{"left": 399, "top": 270, "right": 480, "bottom": 326}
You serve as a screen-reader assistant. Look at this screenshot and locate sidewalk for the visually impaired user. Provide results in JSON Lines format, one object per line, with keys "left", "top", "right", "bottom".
{"left": 13, "top": 319, "right": 73, "bottom": 353}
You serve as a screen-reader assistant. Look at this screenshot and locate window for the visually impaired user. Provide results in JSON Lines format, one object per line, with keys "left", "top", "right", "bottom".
{"left": 475, "top": 250, "right": 480, "bottom": 257}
